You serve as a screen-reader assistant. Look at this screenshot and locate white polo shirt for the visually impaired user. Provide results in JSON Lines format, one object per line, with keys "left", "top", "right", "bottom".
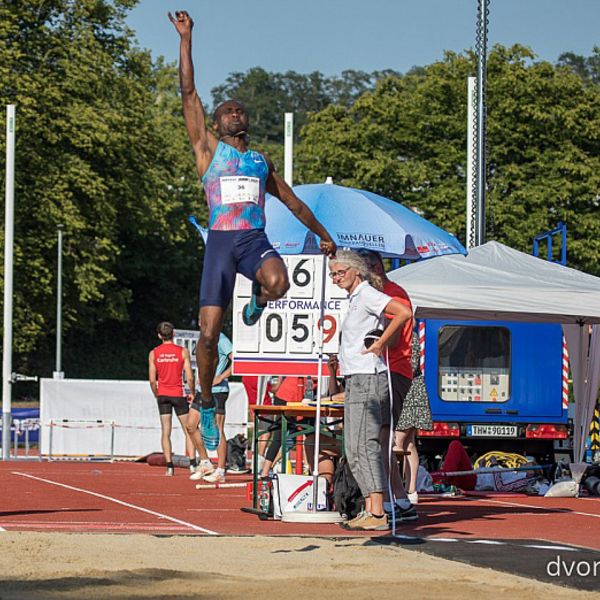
{"left": 339, "top": 280, "right": 392, "bottom": 376}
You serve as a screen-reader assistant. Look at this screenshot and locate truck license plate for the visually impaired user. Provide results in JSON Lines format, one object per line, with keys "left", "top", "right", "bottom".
{"left": 466, "top": 424, "right": 517, "bottom": 437}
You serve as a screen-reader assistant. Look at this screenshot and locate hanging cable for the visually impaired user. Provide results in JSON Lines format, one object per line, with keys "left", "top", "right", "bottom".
{"left": 384, "top": 347, "right": 398, "bottom": 536}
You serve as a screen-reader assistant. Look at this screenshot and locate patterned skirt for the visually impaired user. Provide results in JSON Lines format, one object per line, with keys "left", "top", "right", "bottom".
{"left": 397, "top": 374, "right": 433, "bottom": 431}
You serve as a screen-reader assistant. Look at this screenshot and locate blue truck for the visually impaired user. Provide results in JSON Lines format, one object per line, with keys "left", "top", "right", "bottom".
{"left": 418, "top": 319, "right": 568, "bottom": 464}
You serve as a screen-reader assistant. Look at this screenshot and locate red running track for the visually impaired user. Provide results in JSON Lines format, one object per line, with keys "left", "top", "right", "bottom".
{"left": 1, "top": 461, "right": 599, "bottom": 548}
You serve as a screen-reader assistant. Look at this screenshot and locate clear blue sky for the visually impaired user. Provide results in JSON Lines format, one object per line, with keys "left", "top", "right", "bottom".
{"left": 126, "top": 0, "right": 600, "bottom": 101}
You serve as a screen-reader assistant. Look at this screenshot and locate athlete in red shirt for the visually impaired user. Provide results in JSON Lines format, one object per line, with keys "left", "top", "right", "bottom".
{"left": 149, "top": 322, "right": 196, "bottom": 476}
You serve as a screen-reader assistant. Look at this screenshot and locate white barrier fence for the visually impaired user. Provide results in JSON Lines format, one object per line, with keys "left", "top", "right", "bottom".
{"left": 40, "top": 379, "right": 248, "bottom": 458}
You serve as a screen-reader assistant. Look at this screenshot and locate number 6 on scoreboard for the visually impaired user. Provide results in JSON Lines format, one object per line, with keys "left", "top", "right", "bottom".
{"left": 288, "top": 257, "right": 315, "bottom": 298}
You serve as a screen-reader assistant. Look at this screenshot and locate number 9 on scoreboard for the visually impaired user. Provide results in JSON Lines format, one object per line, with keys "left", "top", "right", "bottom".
{"left": 320, "top": 312, "right": 340, "bottom": 354}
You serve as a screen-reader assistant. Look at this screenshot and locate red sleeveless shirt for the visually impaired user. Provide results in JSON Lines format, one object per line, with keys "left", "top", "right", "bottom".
{"left": 154, "top": 343, "right": 184, "bottom": 397}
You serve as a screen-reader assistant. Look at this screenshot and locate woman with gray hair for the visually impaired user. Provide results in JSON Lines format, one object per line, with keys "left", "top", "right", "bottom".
{"left": 330, "top": 249, "right": 412, "bottom": 530}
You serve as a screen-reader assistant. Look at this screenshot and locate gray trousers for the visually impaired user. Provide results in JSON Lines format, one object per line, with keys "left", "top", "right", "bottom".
{"left": 344, "top": 371, "right": 391, "bottom": 497}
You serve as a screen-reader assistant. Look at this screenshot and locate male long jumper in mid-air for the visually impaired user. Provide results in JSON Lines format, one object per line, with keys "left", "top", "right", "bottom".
{"left": 168, "top": 10, "right": 337, "bottom": 436}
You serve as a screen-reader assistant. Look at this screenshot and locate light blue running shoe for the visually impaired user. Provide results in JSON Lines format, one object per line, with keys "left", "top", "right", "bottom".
{"left": 242, "top": 281, "right": 266, "bottom": 326}
{"left": 242, "top": 293, "right": 265, "bottom": 326}
{"left": 201, "top": 406, "right": 220, "bottom": 451}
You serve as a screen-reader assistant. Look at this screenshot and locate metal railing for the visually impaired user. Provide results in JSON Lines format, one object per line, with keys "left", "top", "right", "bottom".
{"left": 0, "top": 417, "right": 40, "bottom": 459}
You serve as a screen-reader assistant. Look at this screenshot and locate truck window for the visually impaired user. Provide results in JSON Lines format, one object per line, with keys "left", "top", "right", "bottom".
{"left": 438, "top": 325, "right": 510, "bottom": 403}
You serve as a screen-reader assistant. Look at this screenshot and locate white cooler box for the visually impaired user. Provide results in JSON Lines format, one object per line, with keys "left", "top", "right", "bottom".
{"left": 272, "top": 474, "right": 329, "bottom": 520}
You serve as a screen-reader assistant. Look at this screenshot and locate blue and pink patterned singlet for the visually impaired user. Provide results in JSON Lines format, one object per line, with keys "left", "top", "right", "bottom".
{"left": 202, "top": 141, "right": 269, "bottom": 231}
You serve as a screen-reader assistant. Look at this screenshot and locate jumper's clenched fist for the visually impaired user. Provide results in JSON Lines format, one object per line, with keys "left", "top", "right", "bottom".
{"left": 168, "top": 10, "right": 194, "bottom": 36}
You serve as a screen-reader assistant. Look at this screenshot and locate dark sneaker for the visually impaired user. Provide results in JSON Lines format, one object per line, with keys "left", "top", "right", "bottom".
{"left": 388, "top": 504, "right": 418, "bottom": 523}
{"left": 226, "top": 464, "right": 250, "bottom": 474}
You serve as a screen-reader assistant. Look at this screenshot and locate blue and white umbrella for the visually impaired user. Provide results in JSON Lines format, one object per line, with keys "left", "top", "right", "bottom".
{"left": 265, "top": 183, "right": 467, "bottom": 259}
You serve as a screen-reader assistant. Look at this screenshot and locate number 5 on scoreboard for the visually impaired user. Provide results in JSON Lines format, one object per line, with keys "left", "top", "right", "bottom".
{"left": 288, "top": 313, "right": 313, "bottom": 353}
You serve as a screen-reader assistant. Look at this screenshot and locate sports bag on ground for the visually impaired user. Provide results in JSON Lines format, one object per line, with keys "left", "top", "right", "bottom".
{"left": 332, "top": 457, "right": 364, "bottom": 519}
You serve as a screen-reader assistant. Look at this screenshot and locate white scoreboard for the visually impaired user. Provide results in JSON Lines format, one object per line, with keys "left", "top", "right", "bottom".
{"left": 232, "top": 255, "right": 348, "bottom": 376}
{"left": 173, "top": 329, "right": 198, "bottom": 394}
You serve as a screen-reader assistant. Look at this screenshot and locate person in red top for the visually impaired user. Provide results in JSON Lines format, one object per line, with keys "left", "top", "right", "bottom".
{"left": 358, "top": 250, "right": 415, "bottom": 515}
{"left": 149, "top": 322, "right": 196, "bottom": 476}
{"left": 241, "top": 376, "right": 273, "bottom": 406}
{"left": 271, "top": 376, "right": 306, "bottom": 403}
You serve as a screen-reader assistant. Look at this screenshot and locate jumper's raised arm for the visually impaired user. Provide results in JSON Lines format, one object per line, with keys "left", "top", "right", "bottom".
{"left": 168, "top": 10, "right": 217, "bottom": 177}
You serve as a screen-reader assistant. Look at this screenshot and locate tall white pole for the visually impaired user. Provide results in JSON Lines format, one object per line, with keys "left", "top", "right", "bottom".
{"left": 2, "top": 105, "right": 16, "bottom": 460}
{"left": 284, "top": 112, "right": 293, "bottom": 186}
{"left": 255, "top": 112, "right": 295, "bottom": 445}
{"left": 466, "top": 77, "right": 476, "bottom": 250}
{"left": 311, "top": 255, "right": 327, "bottom": 511}
{"left": 54, "top": 225, "right": 64, "bottom": 378}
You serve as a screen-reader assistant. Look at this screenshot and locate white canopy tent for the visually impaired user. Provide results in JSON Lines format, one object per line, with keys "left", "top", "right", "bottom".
{"left": 388, "top": 241, "right": 600, "bottom": 463}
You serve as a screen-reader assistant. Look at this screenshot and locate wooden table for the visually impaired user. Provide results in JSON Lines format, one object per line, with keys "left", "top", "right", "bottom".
{"left": 248, "top": 403, "right": 344, "bottom": 509}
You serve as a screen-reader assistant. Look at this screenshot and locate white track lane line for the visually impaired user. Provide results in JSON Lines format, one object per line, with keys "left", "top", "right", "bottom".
{"left": 477, "top": 497, "right": 600, "bottom": 519}
{"left": 12, "top": 472, "right": 218, "bottom": 535}
{"left": 524, "top": 544, "right": 578, "bottom": 552}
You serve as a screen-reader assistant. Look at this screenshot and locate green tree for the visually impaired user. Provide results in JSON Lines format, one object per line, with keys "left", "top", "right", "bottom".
{"left": 485, "top": 46, "right": 600, "bottom": 275}
{"left": 0, "top": 0, "right": 204, "bottom": 380}
{"left": 210, "top": 67, "right": 400, "bottom": 144}
{"left": 296, "top": 45, "right": 600, "bottom": 275}
{"left": 557, "top": 47, "right": 600, "bottom": 84}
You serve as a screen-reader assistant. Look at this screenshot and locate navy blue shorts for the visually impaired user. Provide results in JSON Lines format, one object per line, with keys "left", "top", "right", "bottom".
{"left": 200, "top": 229, "right": 282, "bottom": 309}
